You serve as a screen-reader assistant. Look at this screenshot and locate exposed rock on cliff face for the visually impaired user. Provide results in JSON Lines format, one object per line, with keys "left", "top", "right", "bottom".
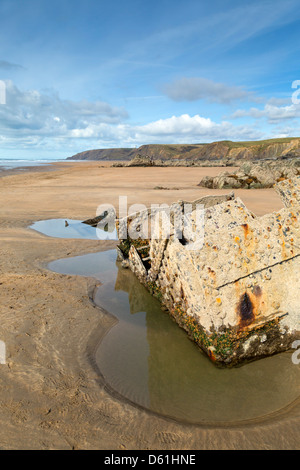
{"left": 198, "top": 159, "right": 300, "bottom": 189}
{"left": 116, "top": 178, "right": 300, "bottom": 366}
{"left": 67, "top": 138, "right": 300, "bottom": 165}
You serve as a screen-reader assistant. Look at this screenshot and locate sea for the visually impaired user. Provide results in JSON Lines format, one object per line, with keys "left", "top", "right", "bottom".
{"left": 0, "top": 158, "right": 69, "bottom": 172}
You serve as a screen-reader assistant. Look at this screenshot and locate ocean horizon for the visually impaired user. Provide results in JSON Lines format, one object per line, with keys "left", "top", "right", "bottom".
{"left": 0, "top": 157, "right": 69, "bottom": 171}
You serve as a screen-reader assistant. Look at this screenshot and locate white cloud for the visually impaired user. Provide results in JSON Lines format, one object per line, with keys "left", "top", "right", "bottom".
{"left": 230, "top": 103, "right": 300, "bottom": 122}
{"left": 0, "top": 60, "right": 24, "bottom": 70}
{"left": 0, "top": 80, "right": 128, "bottom": 139}
{"left": 133, "top": 114, "right": 263, "bottom": 142}
{"left": 162, "top": 77, "right": 254, "bottom": 104}
{"left": 136, "top": 114, "right": 214, "bottom": 135}
{"left": 266, "top": 97, "right": 292, "bottom": 106}
{"left": 69, "top": 114, "right": 263, "bottom": 147}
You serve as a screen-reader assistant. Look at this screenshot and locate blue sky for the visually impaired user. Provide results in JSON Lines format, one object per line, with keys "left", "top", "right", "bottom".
{"left": 1, "top": 0, "right": 300, "bottom": 159}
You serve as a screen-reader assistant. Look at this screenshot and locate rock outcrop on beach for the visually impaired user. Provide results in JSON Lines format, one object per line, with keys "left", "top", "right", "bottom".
{"left": 67, "top": 137, "right": 300, "bottom": 165}
{"left": 126, "top": 154, "right": 155, "bottom": 167}
{"left": 116, "top": 177, "right": 300, "bottom": 366}
{"left": 198, "top": 159, "right": 300, "bottom": 189}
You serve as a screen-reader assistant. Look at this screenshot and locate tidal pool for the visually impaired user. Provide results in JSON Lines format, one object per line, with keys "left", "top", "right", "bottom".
{"left": 30, "top": 218, "right": 118, "bottom": 240}
{"left": 49, "top": 249, "right": 300, "bottom": 424}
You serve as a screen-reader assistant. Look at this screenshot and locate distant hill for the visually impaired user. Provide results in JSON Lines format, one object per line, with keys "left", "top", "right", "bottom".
{"left": 67, "top": 148, "right": 136, "bottom": 161}
{"left": 67, "top": 138, "right": 300, "bottom": 164}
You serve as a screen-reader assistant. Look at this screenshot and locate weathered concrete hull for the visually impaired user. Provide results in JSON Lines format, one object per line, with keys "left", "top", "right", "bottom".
{"left": 117, "top": 180, "right": 300, "bottom": 366}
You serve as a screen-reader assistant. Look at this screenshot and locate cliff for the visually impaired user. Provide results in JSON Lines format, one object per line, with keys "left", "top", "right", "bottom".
{"left": 67, "top": 148, "right": 136, "bottom": 161}
{"left": 67, "top": 137, "right": 300, "bottom": 164}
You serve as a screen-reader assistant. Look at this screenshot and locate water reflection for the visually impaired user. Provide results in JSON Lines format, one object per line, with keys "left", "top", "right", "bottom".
{"left": 30, "top": 218, "right": 118, "bottom": 240}
{"left": 49, "top": 249, "right": 300, "bottom": 424}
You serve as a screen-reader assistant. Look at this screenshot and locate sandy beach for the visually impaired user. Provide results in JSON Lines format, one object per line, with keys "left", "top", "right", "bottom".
{"left": 0, "top": 161, "right": 300, "bottom": 450}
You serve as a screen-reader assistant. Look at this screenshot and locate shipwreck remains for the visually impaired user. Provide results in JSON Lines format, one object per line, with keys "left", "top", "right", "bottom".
{"left": 116, "top": 177, "right": 300, "bottom": 366}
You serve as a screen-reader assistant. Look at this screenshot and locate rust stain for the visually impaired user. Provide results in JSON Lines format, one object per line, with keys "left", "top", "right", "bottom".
{"left": 180, "top": 285, "right": 185, "bottom": 300}
{"left": 208, "top": 348, "right": 216, "bottom": 362}
{"left": 253, "top": 285, "right": 262, "bottom": 297}
{"left": 207, "top": 267, "right": 216, "bottom": 282}
{"left": 241, "top": 223, "right": 249, "bottom": 239}
{"left": 236, "top": 283, "right": 268, "bottom": 330}
{"left": 238, "top": 292, "right": 255, "bottom": 329}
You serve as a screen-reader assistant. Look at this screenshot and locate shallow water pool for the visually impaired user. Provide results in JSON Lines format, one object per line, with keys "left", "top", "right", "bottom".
{"left": 30, "top": 218, "right": 118, "bottom": 240}
{"left": 49, "top": 249, "right": 300, "bottom": 424}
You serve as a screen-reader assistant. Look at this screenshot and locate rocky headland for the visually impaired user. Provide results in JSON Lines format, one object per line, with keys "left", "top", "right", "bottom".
{"left": 67, "top": 137, "right": 300, "bottom": 167}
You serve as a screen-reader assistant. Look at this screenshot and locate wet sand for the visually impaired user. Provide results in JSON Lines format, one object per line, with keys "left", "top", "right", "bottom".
{"left": 0, "top": 161, "right": 300, "bottom": 450}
